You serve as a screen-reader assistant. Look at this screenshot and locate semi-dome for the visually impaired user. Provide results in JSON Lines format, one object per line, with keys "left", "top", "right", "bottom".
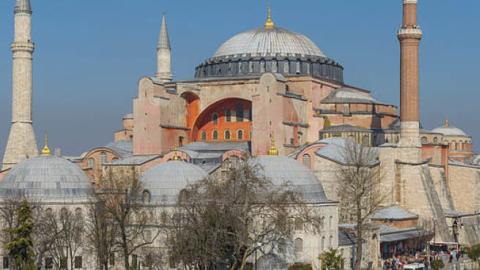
{"left": 140, "top": 161, "right": 207, "bottom": 204}
{"left": 0, "top": 156, "right": 94, "bottom": 203}
{"left": 214, "top": 27, "right": 326, "bottom": 58}
{"left": 431, "top": 120, "right": 469, "bottom": 137}
{"left": 251, "top": 156, "right": 329, "bottom": 203}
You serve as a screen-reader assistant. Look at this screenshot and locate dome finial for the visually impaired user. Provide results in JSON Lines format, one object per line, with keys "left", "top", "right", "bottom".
{"left": 445, "top": 117, "right": 449, "bottom": 128}
{"left": 268, "top": 133, "right": 279, "bottom": 156}
{"left": 172, "top": 147, "right": 181, "bottom": 161}
{"left": 41, "top": 133, "right": 51, "bottom": 156}
{"left": 265, "top": 0, "right": 275, "bottom": 30}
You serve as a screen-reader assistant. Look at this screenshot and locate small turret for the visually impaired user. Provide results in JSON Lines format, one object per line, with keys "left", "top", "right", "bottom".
{"left": 156, "top": 15, "right": 172, "bottom": 83}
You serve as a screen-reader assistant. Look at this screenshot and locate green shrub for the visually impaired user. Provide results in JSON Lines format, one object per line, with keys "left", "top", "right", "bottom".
{"left": 431, "top": 259, "right": 444, "bottom": 270}
{"left": 288, "top": 263, "right": 313, "bottom": 270}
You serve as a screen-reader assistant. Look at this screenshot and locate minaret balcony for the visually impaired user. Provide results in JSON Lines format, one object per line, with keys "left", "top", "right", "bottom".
{"left": 397, "top": 28, "right": 423, "bottom": 40}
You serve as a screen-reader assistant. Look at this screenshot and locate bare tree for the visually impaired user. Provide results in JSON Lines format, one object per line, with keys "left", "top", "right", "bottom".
{"left": 98, "top": 167, "right": 160, "bottom": 270}
{"left": 337, "top": 140, "right": 387, "bottom": 270}
{"left": 168, "top": 159, "right": 319, "bottom": 270}
{"left": 85, "top": 200, "right": 118, "bottom": 270}
{"left": 33, "top": 207, "right": 86, "bottom": 270}
{"left": 0, "top": 198, "right": 21, "bottom": 247}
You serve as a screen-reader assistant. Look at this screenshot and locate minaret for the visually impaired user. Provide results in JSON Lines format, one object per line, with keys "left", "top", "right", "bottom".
{"left": 2, "top": 0, "right": 38, "bottom": 170}
{"left": 397, "top": 0, "right": 423, "bottom": 154}
{"left": 156, "top": 15, "right": 172, "bottom": 83}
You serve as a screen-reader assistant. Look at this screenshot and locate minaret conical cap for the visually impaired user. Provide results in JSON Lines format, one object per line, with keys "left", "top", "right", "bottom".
{"left": 158, "top": 15, "right": 171, "bottom": 50}
{"left": 15, "top": 0, "right": 32, "bottom": 14}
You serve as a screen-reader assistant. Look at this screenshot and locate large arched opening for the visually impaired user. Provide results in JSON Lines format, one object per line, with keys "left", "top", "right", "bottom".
{"left": 191, "top": 98, "right": 252, "bottom": 142}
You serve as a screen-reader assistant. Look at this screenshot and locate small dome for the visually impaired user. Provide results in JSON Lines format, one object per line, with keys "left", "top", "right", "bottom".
{"left": 322, "top": 88, "right": 377, "bottom": 104}
{"left": 0, "top": 156, "right": 93, "bottom": 203}
{"left": 251, "top": 156, "right": 329, "bottom": 203}
{"left": 214, "top": 27, "right": 325, "bottom": 58}
{"left": 140, "top": 161, "right": 207, "bottom": 204}
{"left": 432, "top": 123, "right": 468, "bottom": 137}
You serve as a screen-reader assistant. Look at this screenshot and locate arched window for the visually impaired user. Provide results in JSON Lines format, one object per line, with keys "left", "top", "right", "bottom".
{"left": 60, "top": 207, "right": 68, "bottom": 219}
{"left": 145, "top": 230, "right": 152, "bottom": 242}
{"left": 294, "top": 217, "right": 303, "bottom": 231}
{"left": 272, "top": 61, "right": 278, "bottom": 73}
{"left": 421, "top": 137, "right": 428, "bottom": 144}
{"left": 142, "top": 190, "right": 151, "bottom": 204}
{"left": 433, "top": 137, "right": 438, "bottom": 144}
{"left": 237, "top": 130, "right": 244, "bottom": 140}
{"left": 225, "top": 110, "right": 232, "bottom": 122}
{"left": 224, "top": 130, "right": 231, "bottom": 140}
{"left": 278, "top": 238, "right": 286, "bottom": 254}
{"left": 244, "top": 110, "right": 250, "bottom": 121}
{"left": 212, "top": 113, "right": 219, "bottom": 125}
{"left": 213, "top": 130, "right": 218, "bottom": 141}
{"left": 179, "top": 189, "right": 188, "bottom": 203}
{"left": 362, "top": 135, "right": 369, "bottom": 146}
{"left": 236, "top": 104, "right": 244, "bottom": 122}
{"left": 75, "top": 207, "right": 83, "bottom": 218}
{"left": 294, "top": 238, "right": 303, "bottom": 254}
{"left": 201, "top": 131, "right": 207, "bottom": 141}
{"left": 321, "top": 236, "right": 325, "bottom": 250}
{"left": 329, "top": 235, "right": 333, "bottom": 248}
{"left": 302, "top": 154, "right": 311, "bottom": 168}
{"left": 453, "top": 141, "right": 457, "bottom": 150}
{"left": 329, "top": 216, "right": 333, "bottom": 230}
{"left": 100, "top": 152, "right": 107, "bottom": 164}
{"left": 284, "top": 61, "right": 290, "bottom": 73}
{"left": 321, "top": 216, "right": 325, "bottom": 230}
{"left": 87, "top": 158, "right": 95, "bottom": 169}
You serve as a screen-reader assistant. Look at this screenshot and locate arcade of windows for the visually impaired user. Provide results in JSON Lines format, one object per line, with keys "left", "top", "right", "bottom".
{"left": 201, "top": 129, "right": 247, "bottom": 141}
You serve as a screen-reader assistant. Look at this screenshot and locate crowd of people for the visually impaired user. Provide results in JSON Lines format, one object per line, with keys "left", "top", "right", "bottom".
{"left": 382, "top": 249, "right": 463, "bottom": 270}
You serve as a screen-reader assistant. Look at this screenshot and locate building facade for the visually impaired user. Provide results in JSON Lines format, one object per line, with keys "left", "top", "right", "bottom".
{"left": 1, "top": 0, "right": 480, "bottom": 269}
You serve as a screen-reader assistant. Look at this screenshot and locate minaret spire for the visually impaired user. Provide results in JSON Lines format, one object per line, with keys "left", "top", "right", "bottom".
{"left": 397, "top": 0, "right": 422, "bottom": 157}
{"left": 156, "top": 15, "right": 172, "bottom": 83}
{"left": 3, "top": 0, "right": 38, "bottom": 169}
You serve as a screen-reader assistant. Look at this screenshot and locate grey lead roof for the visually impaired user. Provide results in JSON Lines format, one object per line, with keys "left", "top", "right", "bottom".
{"left": 379, "top": 226, "right": 430, "bottom": 243}
{"left": 0, "top": 156, "right": 94, "bottom": 203}
{"left": 321, "top": 124, "right": 372, "bottom": 133}
{"left": 15, "top": 0, "right": 31, "bottom": 14}
{"left": 338, "top": 231, "right": 357, "bottom": 246}
{"left": 321, "top": 87, "right": 380, "bottom": 104}
{"left": 180, "top": 141, "right": 249, "bottom": 152}
{"left": 251, "top": 156, "right": 330, "bottom": 203}
{"left": 214, "top": 27, "right": 325, "bottom": 58}
{"left": 105, "top": 140, "right": 133, "bottom": 158}
{"left": 157, "top": 15, "right": 170, "bottom": 50}
{"left": 141, "top": 161, "right": 207, "bottom": 204}
{"left": 315, "top": 138, "right": 379, "bottom": 166}
{"left": 370, "top": 205, "right": 418, "bottom": 220}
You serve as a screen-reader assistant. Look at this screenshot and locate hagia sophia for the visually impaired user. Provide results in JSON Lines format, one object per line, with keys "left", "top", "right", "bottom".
{"left": 0, "top": 0, "right": 480, "bottom": 269}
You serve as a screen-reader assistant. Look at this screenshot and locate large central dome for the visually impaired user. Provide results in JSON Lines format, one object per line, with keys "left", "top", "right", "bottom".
{"left": 213, "top": 27, "right": 326, "bottom": 58}
{"left": 195, "top": 20, "right": 343, "bottom": 83}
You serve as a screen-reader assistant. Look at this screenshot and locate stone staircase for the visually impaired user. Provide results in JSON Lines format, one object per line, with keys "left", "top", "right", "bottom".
{"left": 420, "top": 165, "right": 452, "bottom": 242}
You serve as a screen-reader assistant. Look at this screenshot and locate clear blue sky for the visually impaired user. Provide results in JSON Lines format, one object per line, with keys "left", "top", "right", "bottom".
{"left": 0, "top": 0, "right": 479, "bottom": 157}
